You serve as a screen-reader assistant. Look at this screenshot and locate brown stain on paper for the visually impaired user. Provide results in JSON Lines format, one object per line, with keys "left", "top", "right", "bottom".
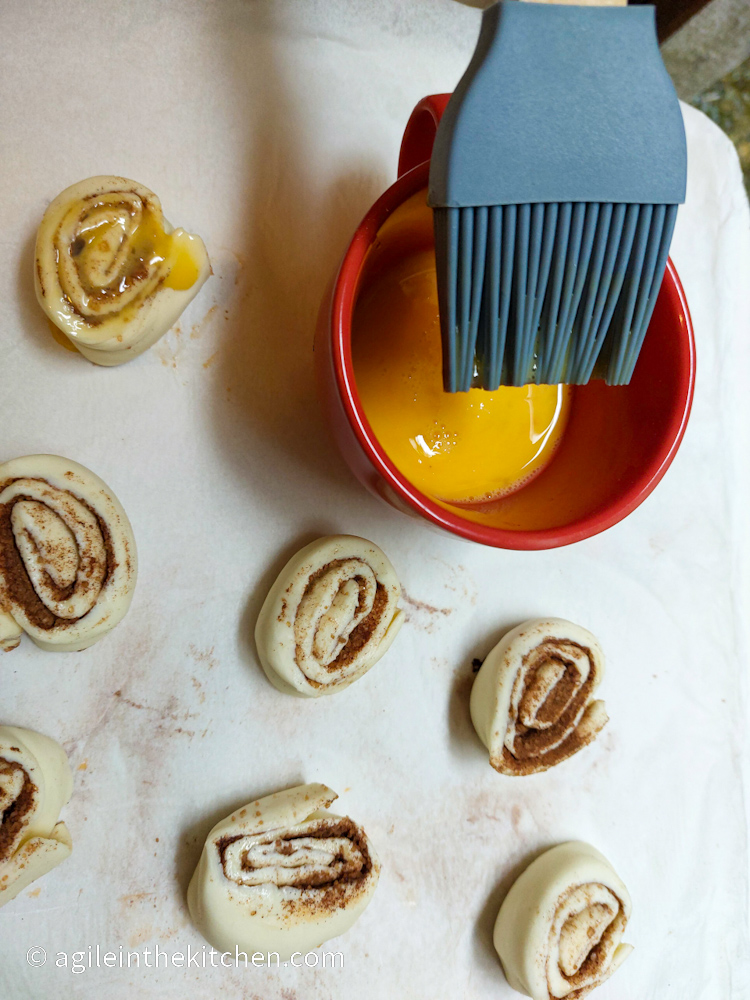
{"left": 190, "top": 304, "right": 219, "bottom": 339}
{"left": 401, "top": 589, "right": 453, "bottom": 633}
{"left": 189, "top": 643, "right": 218, "bottom": 669}
{"left": 113, "top": 689, "right": 197, "bottom": 725}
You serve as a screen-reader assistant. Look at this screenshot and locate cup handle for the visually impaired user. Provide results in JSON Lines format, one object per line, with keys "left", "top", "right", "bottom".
{"left": 398, "top": 94, "right": 451, "bottom": 178}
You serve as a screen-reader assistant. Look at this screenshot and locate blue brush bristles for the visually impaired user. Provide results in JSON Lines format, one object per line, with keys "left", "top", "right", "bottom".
{"left": 434, "top": 200, "right": 678, "bottom": 389}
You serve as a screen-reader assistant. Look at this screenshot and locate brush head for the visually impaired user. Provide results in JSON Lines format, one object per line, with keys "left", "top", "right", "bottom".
{"left": 434, "top": 200, "right": 678, "bottom": 390}
{"left": 428, "top": 1, "right": 686, "bottom": 391}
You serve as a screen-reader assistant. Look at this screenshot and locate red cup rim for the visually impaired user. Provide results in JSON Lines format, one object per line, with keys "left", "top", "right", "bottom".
{"left": 330, "top": 160, "right": 696, "bottom": 550}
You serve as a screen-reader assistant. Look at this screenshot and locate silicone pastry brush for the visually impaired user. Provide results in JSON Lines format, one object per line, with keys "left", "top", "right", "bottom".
{"left": 429, "top": 0, "right": 686, "bottom": 390}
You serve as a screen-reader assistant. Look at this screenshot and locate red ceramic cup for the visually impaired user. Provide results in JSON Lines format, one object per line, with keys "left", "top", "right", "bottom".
{"left": 315, "top": 95, "right": 695, "bottom": 550}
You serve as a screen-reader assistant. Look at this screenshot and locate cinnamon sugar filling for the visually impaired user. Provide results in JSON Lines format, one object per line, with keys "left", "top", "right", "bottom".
{"left": 294, "top": 558, "right": 389, "bottom": 682}
{"left": 504, "top": 639, "right": 596, "bottom": 771}
{"left": 0, "top": 480, "right": 115, "bottom": 632}
{"left": 552, "top": 893, "right": 627, "bottom": 999}
{"left": 218, "top": 817, "right": 372, "bottom": 893}
{"left": 0, "top": 760, "right": 35, "bottom": 863}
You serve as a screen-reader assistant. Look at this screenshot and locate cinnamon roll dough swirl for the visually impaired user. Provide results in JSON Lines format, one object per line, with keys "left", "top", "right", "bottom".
{"left": 0, "top": 726, "right": 73, "bottom": 906}
{"left": 0, "top": 455, "right": 137, "bottom": 652}
{"left": 187, "top": 783, "right": 380, "bottom": 958}
{"left": 35, "top": 176, "right": 210, "bottom": 365}
{"left": 255, "top": 535, "right": 403, "bottom": 696}
{"left": 494, "top": 842, "right": 633, "bottom": 999}
{"left": 470, "top": 619, "right": 607, "bottom": 775}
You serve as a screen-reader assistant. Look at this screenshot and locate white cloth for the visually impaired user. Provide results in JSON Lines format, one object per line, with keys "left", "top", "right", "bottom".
{"left": 0, "top": 2, "right": 748, "bottom": 998}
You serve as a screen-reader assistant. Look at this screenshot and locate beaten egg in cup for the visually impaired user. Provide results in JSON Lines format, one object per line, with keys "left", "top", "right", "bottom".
{"left": 352, "top": 191, "right": 571, "bottom": 510}
{"left": 352, "top": 190, "right": 571, "bottom": 509}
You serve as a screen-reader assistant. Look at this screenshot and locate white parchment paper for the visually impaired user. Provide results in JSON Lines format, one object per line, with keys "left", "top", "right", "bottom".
{"left": 0, "top": 2, "right": 748, "bottom": 998}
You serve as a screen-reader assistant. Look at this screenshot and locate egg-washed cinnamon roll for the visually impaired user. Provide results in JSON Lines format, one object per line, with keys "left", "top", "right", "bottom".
{"left": 187, "top": 783, "right": 380, "bottom": 959}
{"left": 494, "top": 841, "right": 633, "bottom": 1000}
{"left": 470, "top": 618, "right": 607, "bottom": 775}
{"left": 35, "top": 175, "right": 211, "bottom": 365}
{"left": 255, "top": 535, "right": 403, "bottom": 697}
{"left": 0, "top": 725, "right": 73, "bottom": 907}
{"left": 0, "top": 455, "right": 137, "bottom": 652}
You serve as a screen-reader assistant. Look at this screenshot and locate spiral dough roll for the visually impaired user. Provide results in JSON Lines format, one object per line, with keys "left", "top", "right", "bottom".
{"left": 0, "top": 455, "right": 137, "bottom": 652}
{"left": 187, "top": 783, "right": 380, "bottom": 959}
{"left": 0, "top": 726, "right": 73, "bottom": 907}
{"left": 470, "top": 619, "right": 607, "bottom": 775}
{"left": 255, "top": 535, "right": 403, "bottom": 696}
{"left": 494, "top": 842, "right": 633, "bottom": 999}
{"left": 35, "top": 176, "right": 211, "bottom": 365}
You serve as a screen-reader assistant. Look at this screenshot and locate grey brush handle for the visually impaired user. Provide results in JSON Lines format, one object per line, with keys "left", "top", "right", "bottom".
{"left": 429, "top": 1, "right": 686, "bottom": 208}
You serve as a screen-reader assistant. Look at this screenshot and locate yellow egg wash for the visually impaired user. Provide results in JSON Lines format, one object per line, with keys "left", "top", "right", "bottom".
{"left": 71, "top": 200, "right": 202, "bottom": 294}
{"left": 46, "top": 318, "right": 79, "bottom": 352}
{"left": 352, "top": 192, "right": 571, "bottom": 506}
{"left": 163, "top": 231, "right": 203, "bottom": 290}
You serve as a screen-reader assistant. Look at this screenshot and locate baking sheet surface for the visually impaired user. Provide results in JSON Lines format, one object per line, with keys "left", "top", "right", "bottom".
{"left": 0, "top": 2, "right": 749, "bottom": 998}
